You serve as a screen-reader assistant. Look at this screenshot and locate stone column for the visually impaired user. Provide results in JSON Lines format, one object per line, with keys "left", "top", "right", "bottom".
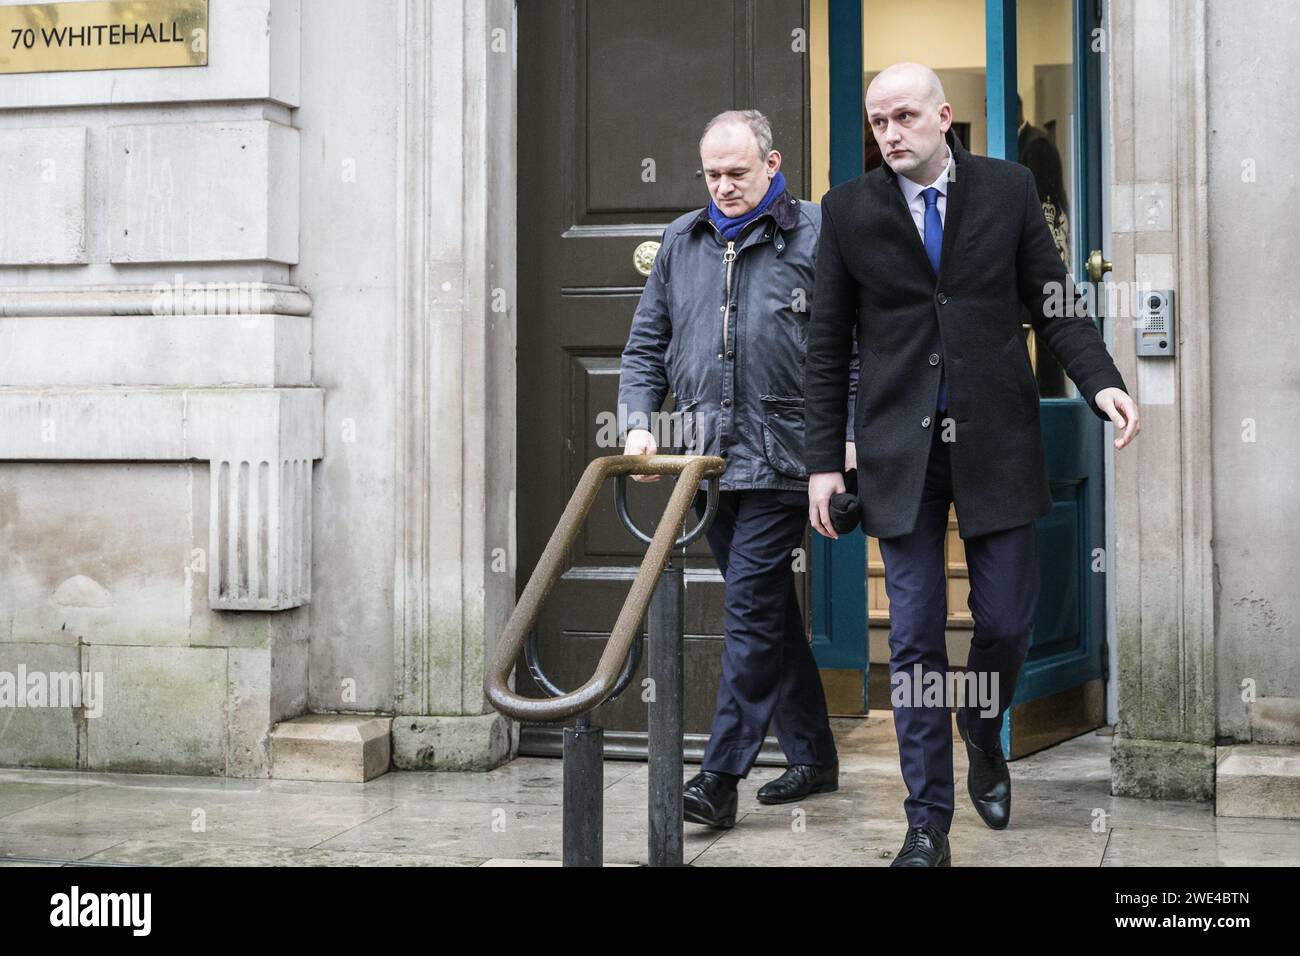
{"left": 1107, "top": 0, "right": 1216, "bottom": 800}
{"left": 389, "top": 0, "right": 519, "bottom": 770}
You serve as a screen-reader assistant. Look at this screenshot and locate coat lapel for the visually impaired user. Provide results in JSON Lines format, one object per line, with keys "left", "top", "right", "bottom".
{"left": 936, "top": 129, "right": 969, "bottom": 281}
{"left": 875, "top": 172, "right": 935, "bottom": 279}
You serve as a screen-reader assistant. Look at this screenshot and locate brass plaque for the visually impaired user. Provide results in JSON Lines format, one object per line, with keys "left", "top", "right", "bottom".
{"left": 0, "top": 1, "right": 208, "bottom": 75}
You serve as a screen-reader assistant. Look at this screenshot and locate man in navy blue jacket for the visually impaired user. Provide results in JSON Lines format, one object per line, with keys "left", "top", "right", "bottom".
{"left": 619, "top": 110, "right": 856, "bottom": 828}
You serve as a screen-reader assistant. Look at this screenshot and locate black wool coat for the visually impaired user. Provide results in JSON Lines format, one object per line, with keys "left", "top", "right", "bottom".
{"left": 804, "top": 129, "right": 1127, "bottom": 539}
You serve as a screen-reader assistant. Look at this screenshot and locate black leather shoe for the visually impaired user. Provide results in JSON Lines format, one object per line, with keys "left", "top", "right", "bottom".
{"left": 889, "top": 824, "right": 951, "bottom": 866}
{"left": 956, "top": 706, "right": 1011, "bottom": 830}
{"left": 756, "top": 760, "right": 839, "bottom": 804}
{"left": 683, "top": 771, "right": 738, "bottom": 828}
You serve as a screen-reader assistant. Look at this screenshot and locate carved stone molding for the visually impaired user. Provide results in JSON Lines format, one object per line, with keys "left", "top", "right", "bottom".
{"left": 0, "top": 386, "right": 324, "bottom": 611}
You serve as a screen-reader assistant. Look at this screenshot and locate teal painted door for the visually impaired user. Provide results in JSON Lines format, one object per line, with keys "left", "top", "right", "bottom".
{"left": 811, "top": 0, "right": 868, "bottom": 681}
{"left": 989, "top": 0, "right": 1110, "bottom": 758}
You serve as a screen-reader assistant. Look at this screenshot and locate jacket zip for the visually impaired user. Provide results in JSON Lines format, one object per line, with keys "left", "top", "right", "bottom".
{"left": 722, "top": 239, "right": 737, "bottom": 348}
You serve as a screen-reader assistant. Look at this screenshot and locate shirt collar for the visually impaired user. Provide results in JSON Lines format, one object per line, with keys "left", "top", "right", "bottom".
{"left": 897, "top": 144, "right": 953, "bottom": 204}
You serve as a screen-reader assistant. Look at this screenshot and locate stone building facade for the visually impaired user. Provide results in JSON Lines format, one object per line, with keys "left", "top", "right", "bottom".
{"left": 0, "top": 0, "right": 1294, "bottom": 815}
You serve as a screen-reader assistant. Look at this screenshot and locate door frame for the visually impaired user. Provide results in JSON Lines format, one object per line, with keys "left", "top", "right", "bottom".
{"left": 1097, "top": 0, "right": 1119, "bottom": 728}
{"left": 809, "top": 0, "right": 869, "bottom": 709}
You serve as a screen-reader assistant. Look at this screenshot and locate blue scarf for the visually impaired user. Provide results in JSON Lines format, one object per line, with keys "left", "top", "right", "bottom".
{"left": 707, "top": 171, "right": 786, "bottom": 241}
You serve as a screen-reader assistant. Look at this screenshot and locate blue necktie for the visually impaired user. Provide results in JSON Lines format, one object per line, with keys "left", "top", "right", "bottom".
{"left": 922, "top": 187, "right": 948, "bottom": 413}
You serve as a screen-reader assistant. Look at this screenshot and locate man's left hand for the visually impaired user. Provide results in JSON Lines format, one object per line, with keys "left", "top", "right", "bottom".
{"left": 1094, "top": 387, "right": 1141, "bottom": 450}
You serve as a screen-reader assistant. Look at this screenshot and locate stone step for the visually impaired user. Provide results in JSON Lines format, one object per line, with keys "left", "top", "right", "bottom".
{"left": 269, "top": 714, "right": 392, "bottom": 783}
{"left": 1216, "top": 745, "right": 1300, "bottom": 819}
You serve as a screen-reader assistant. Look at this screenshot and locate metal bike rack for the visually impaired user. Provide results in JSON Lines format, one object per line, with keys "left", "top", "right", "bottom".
{"left": 484, "top": 453, "right": 725, "bottom": 866}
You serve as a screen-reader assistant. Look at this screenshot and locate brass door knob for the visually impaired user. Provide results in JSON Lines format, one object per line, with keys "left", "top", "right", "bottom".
{"left": 633, "top": 240, "right": 660, "bottom": 278}
{"left": 1086, "top": 249, "right": 1113, "bottom": 283}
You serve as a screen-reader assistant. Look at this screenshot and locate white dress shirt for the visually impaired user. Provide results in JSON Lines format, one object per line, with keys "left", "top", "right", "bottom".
{"left": 896, "top": 145, "right": 954, "bottom": 240}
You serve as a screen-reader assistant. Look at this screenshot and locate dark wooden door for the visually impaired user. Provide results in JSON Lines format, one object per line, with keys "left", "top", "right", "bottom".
{"left": 516, "top": 0, "right": 810, "bottom": 758}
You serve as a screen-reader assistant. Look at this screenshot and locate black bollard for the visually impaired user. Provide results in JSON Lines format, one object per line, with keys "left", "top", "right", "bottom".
{"left": 647, "top": 554, "right": 685, "bottom": 866}
{"left": 562, "top": 713, "right": 603, "bottom": 867}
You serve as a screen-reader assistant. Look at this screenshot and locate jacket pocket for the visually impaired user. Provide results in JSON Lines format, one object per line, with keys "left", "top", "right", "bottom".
{"left": 759, "top": 395, "right": 807, "bottom": 479}
{"left": 998, "top": 333, "right": 1039, "bottom": 415}
{"left": 855, "top": 348, "right": 881, "bottom": 416}
{"left": 667, "top": 397, "right": 700, "bottom": 455}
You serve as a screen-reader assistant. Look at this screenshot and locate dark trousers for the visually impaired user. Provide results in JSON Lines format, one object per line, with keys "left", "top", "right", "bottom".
{"left": 692, "top": 488, "right": 837, "bottom": 777}
{"left": 877, "top": 425, "right": 1039, "bottom": 832}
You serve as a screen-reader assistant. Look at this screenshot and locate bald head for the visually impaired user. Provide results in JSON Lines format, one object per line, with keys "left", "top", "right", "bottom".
{"left": 866, "top": 62, "right": 953, "bottom": 185}
{"left": 868, "top": 62, "right": 946, "bottom": 110}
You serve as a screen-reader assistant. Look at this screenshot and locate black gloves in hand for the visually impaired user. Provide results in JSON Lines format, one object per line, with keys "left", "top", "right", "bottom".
{"left": 827, "top": 467, "right": 862, "bottom": 535}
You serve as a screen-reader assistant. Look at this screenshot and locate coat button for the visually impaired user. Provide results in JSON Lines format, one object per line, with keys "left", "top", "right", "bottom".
{"left": 726, "top": 350, "right": 735, "bottom": 359}
{"left": 937, "top": 292, "right": 948, "bottom": 305}
{"left": 722, "top": 398, "right": 732, "bottom": 408}
{"left": 929, "top": 353, "right": 941, "bottom": 365}
{"left": 921, "top": 416, "right": 932, "bottom": 428}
